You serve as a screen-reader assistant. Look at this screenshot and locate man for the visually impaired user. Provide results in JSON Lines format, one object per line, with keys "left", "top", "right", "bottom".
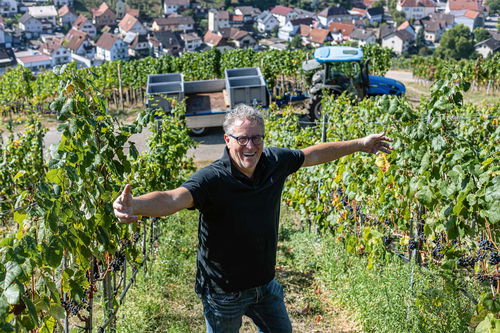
{"left": 113, "top": 105, "right": 392, "bottom": 332}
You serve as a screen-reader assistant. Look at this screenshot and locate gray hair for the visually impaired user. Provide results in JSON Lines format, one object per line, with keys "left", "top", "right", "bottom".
{"left": 223, "top": 104, "right": 265, "bottom": 134}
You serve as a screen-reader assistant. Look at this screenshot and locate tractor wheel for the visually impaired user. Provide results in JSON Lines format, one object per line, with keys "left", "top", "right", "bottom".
{"left": 307, "top": 94, "right": 322, "bottom": 121}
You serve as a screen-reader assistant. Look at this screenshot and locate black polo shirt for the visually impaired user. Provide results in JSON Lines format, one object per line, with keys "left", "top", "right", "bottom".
{"left": 182, "top": 146, "right": 305, "bottom": 293}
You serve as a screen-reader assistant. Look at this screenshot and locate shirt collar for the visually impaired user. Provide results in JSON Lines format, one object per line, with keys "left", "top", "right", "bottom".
{"left": 221, "top": 146, "right": 269, "bottom": 183}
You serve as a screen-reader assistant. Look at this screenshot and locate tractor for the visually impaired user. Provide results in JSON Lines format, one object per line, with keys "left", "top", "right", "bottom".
{"left": 302, "top": 46, "right": 406, "bottom": 120}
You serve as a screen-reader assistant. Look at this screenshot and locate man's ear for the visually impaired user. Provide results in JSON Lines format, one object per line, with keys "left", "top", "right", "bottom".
{"left": 223, "top": 134, "right": 230, "bottom": 145}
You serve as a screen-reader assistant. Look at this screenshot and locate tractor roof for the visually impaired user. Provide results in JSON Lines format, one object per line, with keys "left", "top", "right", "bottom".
{"left": 314, "top": 46, "right": 363, "bottom": 63}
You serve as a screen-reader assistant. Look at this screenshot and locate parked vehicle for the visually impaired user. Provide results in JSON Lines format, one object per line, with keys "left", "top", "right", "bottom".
{"left": 146, "top": 67, "right": 269, "bottom": 136}
{"left": 302, "top": 46, "right": 406, "bottom": 120}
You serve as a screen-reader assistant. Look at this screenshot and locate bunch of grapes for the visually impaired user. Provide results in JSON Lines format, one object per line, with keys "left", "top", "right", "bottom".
{"left": 408, "top": 238, "right": 417, "bottom": 251}
{"left": 489, "top": 251, "right": 500, "bottom": 266}
{"left": 432, "top": 244, "right": 444, "bottom": 259}
{"left": 110, "top": 251, "right": 126, "bottom": 272}
{"left": 382, "top": 235, "right": 392, "bottom": 247}
{"left": 61, "top": 296, "right": 89, "bottom": 317}
{"left": 479, "top": 239, "right": 494, "bottom": 251}
{"left": 457, "top": 256, "right": 476, "bottom": 268}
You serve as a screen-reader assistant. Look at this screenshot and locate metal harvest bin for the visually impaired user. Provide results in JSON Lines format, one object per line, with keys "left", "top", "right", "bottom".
{"left": 146, "top": 74, "right": 184, "bottom": 111}
{"left": 224, "top": 67, "right": 267, "bottom": 109}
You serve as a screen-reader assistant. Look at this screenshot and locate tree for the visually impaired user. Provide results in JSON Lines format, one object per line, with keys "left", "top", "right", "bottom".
{"left": 415, "top": 27, "right": 425, "bottom": 50}
{"left": 486, "top": 0, "right": 500, "bottom": 14}
{"left": 372, "top": 0, "right": 385, "bottom": 8}
{"left": 473, "top": 28, "right": 492, "bottom": 43}
{"left": 289, "top": 34, "right": 303, "bottom": 49}
{"left": 435, "top": 25, "right": 475, "bottom": 60}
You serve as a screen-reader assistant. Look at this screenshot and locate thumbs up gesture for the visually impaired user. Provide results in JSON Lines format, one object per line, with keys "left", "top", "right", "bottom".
{"left": 113, "top": 184, "right": 138, "bottom": 224}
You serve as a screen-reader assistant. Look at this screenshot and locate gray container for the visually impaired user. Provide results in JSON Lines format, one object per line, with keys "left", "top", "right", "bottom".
{"left": 146, "top": 73, "right": 184, "bottom": 111}
{"left": 226, "top": 72, "right": 267, "bottom": 108}
{"left": 148, "top": 73, "right": 183, "bottom": 84}
{"left": 225, "top": 67, "right": 260, "bottom": 78}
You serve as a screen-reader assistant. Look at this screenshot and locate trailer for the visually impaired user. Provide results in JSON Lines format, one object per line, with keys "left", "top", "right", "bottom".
{"left": 146, "top": 67, "right": 269, "bottom": 135}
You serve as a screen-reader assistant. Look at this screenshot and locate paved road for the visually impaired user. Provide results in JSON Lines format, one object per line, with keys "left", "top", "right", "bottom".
{"left": 385, "top": 70, "right": 416, "bottom": 83}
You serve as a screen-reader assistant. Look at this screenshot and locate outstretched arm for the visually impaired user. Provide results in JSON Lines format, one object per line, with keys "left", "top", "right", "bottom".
{"left": 301, "top": 133, "right": 393, "bottom": 167}
{"left": 113, "top": 184, "right": 194, "bottom": 223}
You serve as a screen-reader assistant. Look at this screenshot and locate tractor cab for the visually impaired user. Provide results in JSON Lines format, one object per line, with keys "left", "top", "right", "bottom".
{"left": 302, "top": 46, "right": 405, "bottom": 120}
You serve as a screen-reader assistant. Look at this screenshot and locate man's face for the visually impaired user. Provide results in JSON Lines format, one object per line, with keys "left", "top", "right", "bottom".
{"left": 224, "top": 118, "right": 264, "bottom": 178}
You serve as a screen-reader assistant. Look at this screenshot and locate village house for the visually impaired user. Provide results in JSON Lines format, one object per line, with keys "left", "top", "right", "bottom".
{"left": 58, "top": 5, "right": 77, "bottom": 28}
{"left": 53, "top": 0, "right": 73, "bottom": 7}
{"left": 329, "top": 22, "right": 356, "bottom": 42}
{"left": 278, "top": 17, "right": 314, "bottom": 41}
{"left": 0, "top": 48, "right": 16, "bottom": 74}
{"left": 0, "top": 0, "right": 17, "bottom": 16}
{"left": 350, "top": 8, "right": 367, "bottom": 20}
{"left": 180, "top": 32, "right": 201, "bottom": 51}
{"left": 28, "top": 6, "right": 58, "bottom": 26}
{"left": 203, "top": 30, "right": 232, "bottom": 51}
{"left": 148, "top": 30, "right": 182, "bottom": 56}
{"left": 17, "top": 54, "right": 52, "bottom": 72}
{"left": 123, "top": 31, "right": 149, "bottom": 57}
{"left": 271, "top": 5, "right": 297, "bottom": 27}
{"left": 382, "top": 29, "right": 414, "bottom": 54}
{"left": 219, "top": 27, "right": 257, "bottom": 48}
{"left": 163, "top": 0, "right": 190, "bottom": 15}
{"left": 455, "top": 10, "right": 481, "bottom": 30}
{"left": 91, "top": 3, "right": 116, "bottom": 27}
{"left": 445, "top": 0, "right": 486, "bottom": 16}
{"left": 397, "top": 21, "right": 416, "bottom": 37}
{"left": 118, "top": 12, "right": 147, "bottom": 35}
{"left": 304, "top": 27, "right": 332, "bottom": 46}
{"left": 95, "top": 32, "right": 128, "bottom": 61}
{"left": 366, "top": 7, "right": 384, "bottom": 23}
{"left": 475, "top": 38, "right": 500, "bottom": 57}
{"left": 64, "top": 28, "right": 95, "bottom": 57}
{"left": 350, "top": 29, "right": 377, "bottom": 45}
{"left": 39, "top": 36, "right": 71, "bottom": 65}
{"left": 396, "top": 0, "right": 436, "bottom": 20}
{"left": 152, "top": 15, "right": 194, "bottom": 32}
{"left": 208, "top": 9, "right": 229, "bottom": 31}
{"left": 234, "top": 6, "right": 261, "bottom": 22}
{"left": 19, "top": 13, "right": 43, "bottom": 39}
{"left": 229, "top": 14, "right": 245, "bottom": 28}
{"left": 317, "top": 7, "right": 352, "bottom": 27}
{"left": 422, "top": 20, "right": 444, "bottom": 42}
{"left": 256, "top": 11, "right": 280, "bottom": 33}
{"left": 72, "top": 15, "right": 97, "bottom": 38}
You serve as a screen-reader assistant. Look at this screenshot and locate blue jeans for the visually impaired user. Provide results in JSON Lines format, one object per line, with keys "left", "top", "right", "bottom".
{"left": 201, "top": 279, "right": 292, "bottom": 333}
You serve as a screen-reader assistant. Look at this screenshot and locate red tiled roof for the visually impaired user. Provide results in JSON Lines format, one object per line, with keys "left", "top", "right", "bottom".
{"left": 218, "top": 10, "right": 229, "bottom": 20}
{"left": 18, "top": 54, "right": 52, "bottom": 64}
{"left": 58, "top": 5, "right": 73, "bottom": 17}
{"left": 96, "top": 32, "right": 120, "bottom": 50}
{"left": 463, "top": 10, "right": 479, "bottom": 18}
{"left": 397, "top": 21, "right": 411, "bottom": 30}
{"left": 300, "top": 24, "right": 312, "bottom": 36}
{"left": 328, "top": 22, "right": 355, "bottom": 36}
{"left": 203, "top": 30, "right": 223, "bottom": 46}
{"left": 92, "top": 2, "right": 115, "bottom": 17}
{"left": 42, "top": 37, "right": 63, "bottom": 54}
{"left": 309, "top": 28, "right": 330, "bottom": 43}
{"left": 64, "top": 29, "right": 88, "bottom": 51}
{"left": 119, "top": 13, "right": 139, "bottom": 32}
{"left": 351, "top": 8, "right": 367, "bottom": 16}
{"left": 271, "top": 5, "right": 293, "bottom": 16}
{"left": 448, "top": 0, "right": 482, "bottom": 11}
{"left": 231, "top": 14, "right": 244, "bottom": 22}
{"left": 72, "top": 15, "right": 88, "bottom": 28}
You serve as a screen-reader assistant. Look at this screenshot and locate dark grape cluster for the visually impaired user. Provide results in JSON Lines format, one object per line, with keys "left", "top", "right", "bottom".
{"left": 479, "top": 239, "right": 494, "bottom": 251}
{"left": 457, "top": 256, "right": 476, "bottom": 268}
{"left": 110, "top": 251, "right": 126, "bottom": 272}
{"left": 382, "top": 235, "right": 392, "bottom": 247}
{"left": 417, "top": 230, "right": 426, "bottom": 243}
{"left": 133, "top": 232, "right": 141, "bottom": 243}
{"left": 489, "top": 251, "right": 500, "bottom": 265}
{"left": 383, "top": 218, "right": 392, "bottom": 226}
{"left": 432, "top": 244, "right": 444, "bottom": 259}
{"left": 61, "top": 295, "right": 89, "bottom": 317}
{"left": 408, "top": 238, "right": 417, "bottom": 251}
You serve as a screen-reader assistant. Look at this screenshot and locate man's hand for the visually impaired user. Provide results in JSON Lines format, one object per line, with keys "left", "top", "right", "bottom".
{"left": 360, "top": 133, "right": 393, "bottom": 154}
{"left": 113, "top": 184, "right": 139, "bottom": 224}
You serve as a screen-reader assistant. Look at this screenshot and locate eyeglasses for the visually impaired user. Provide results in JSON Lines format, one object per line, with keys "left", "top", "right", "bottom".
{"left": 228, "top": 134, "right": 265, "bottom": 146}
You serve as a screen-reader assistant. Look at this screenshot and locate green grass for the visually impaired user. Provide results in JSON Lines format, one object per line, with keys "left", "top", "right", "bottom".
{"left": 115, "top": 207, "right": 481, "bottom": 332}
